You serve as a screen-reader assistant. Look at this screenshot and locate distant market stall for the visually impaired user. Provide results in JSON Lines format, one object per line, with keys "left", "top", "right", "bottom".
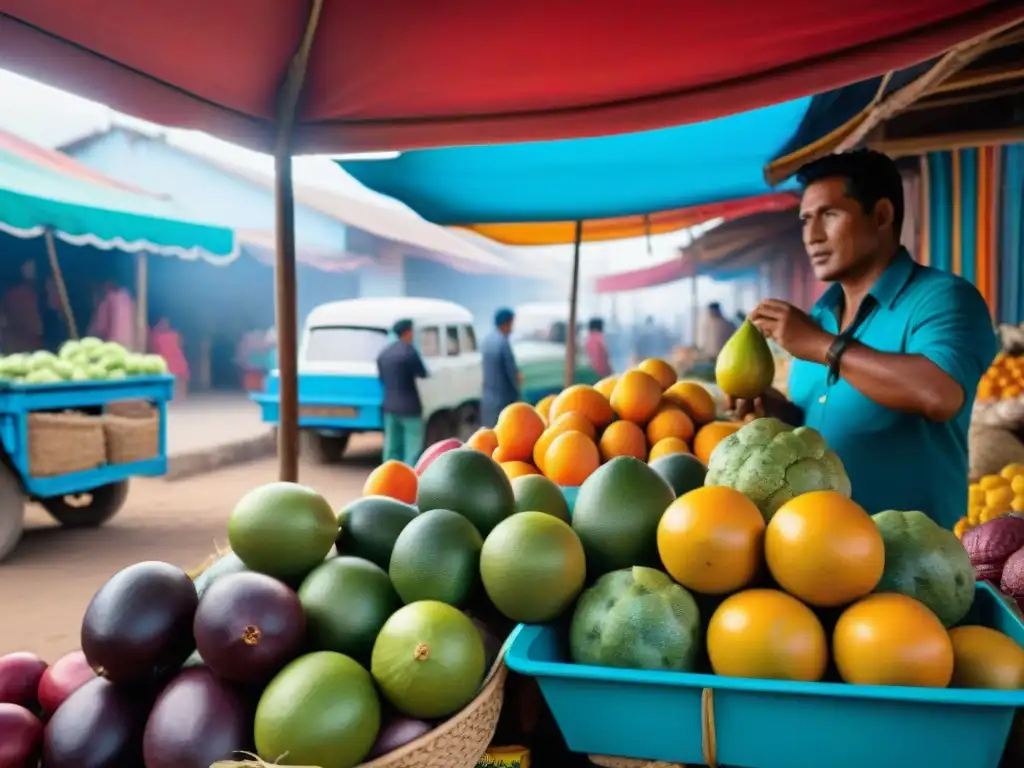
{"left": 0, "top": 133, "right": 238, "bottom": 563}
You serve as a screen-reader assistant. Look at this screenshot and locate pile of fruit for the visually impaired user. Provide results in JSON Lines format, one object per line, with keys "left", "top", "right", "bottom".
{"left": 0, "top": 338, "right": 168, "bottom": 385}
{"left": 0, "top": 461, "right": 529, "bottom": 768}
{"left": 977, "top": 352, "right": 1024, "bottom": 402}
{"left": 957, "top": 462, "right": 1024, "bottom": 537}
{"left": 963, "top": 515, "right": 1024, "bottom": 611}
{"left": 466, "top": 357, "right": 737, "bottom": 487}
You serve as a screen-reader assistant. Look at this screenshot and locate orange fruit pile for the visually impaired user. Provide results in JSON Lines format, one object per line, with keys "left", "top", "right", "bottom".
{"left": 466, "top": 358, "right": 737, "bottom": 485}
{"left": 978, "top": 352, "right": 1024, "bottom": 400}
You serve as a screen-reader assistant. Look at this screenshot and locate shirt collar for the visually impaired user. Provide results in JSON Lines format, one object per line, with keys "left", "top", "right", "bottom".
{"left": 814, "top": 247, "right": 917, "bottom": 313}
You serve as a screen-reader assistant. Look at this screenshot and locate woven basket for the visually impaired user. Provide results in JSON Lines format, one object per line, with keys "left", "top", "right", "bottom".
{"left": 211, "top": 656, "right": 508, "bottom": 768}
{"left": 104, "top": 409, "right": 160, "bottom": 465}
{"left": 27, "top": 412, "right": 105, "bottom": 477}
{"left": 589, "top": 758, "right": 685, "bottom": 768}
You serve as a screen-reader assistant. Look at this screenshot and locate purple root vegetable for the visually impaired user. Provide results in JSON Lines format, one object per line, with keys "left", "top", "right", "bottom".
{"left": 367, "top": 716, "right": 434, "bottom": 759}
{"left": 963, "top": 517, "right": 1024, "bottom": 569}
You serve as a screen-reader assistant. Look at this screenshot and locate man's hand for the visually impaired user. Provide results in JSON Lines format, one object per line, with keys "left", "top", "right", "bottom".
{"left": 749, "top": 299, "right": 833, "bottom": 364}
{"left": 726, "top": 388, "right": 804, "bottom": 426}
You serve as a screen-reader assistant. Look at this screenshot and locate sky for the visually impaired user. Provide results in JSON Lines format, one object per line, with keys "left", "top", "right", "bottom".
{"left": 0, "top": 67, "right": 740, "bottom": 324}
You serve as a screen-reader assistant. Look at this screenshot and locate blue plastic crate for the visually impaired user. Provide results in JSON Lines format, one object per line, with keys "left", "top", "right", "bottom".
{"left": 506, "top": 582, "right": 1024, "bottom": 768}
{"left": 560, "top": 485, "right": 579, "bottom": 516}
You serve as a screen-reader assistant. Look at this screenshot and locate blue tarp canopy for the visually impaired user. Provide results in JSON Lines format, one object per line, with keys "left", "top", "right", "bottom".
{"left": 337, "top": 66, "right": 930, "bottom": 246}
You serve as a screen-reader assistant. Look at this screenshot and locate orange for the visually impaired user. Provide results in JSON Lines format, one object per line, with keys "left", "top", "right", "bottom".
{"left": 649, "top": 437, "right": 690, "bottom": 461}
{"left": 549, "top": 384, "right": 615, "bottom": 429}
{"left": 598, "top": 420, "right": 647, "bottom": 462}
{"left": 501, "top": 461, "right": 540, "bottom": 479}
{"left": 535, "top": 394, "right": 557, "bottom": 423}
{"left": 594, "top": 375, "right": 619, "bottom": 400}
{"left": 492, "top": 445, "right": 512, "bottom": 463}
{"left": 533, "top": 412, "right": 596, "bottom": 473}
{"left": 609, "top": 370, "right": 663, "bottom": 423}
{"left": 466, "top": 427, "right": 498, "bottom": 456}
{"left": 363, "top": 460, "right": 418, "bottom": 504}
{"left": 833, "top": 593, "right": 954, "bottom": 687}
{"left": 692, "top": 421, "right": 741, "bottom": 464}
{"left": 543, "top": 430, "right": 600, "bottom": 487}
{"left": 765, "top": 491, "right": 884, "bottom": 607}
{"left": 707, "top": 589, "right": 828, "bottom": 682}
{"left": 658, "top": 486, "right": 765, "bottom": 594}
{"left": 664, "top": 381, "right": 718, "bottom": 425}
{"left": 638, "top": 358, "right": 677, "bottom": 390}
{"left": 646, "top": 403, "right": 695, "bottom": 445}
{"left": 948, "top": 625, "right": 1024, "bottom": 690}
{"left": 495, "top": 402, "right": 546, "bottom": 462}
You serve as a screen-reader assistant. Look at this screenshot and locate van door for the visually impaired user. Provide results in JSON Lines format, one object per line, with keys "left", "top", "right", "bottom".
{"left": 414, "top": 325, "right": 449, "bottom": 418}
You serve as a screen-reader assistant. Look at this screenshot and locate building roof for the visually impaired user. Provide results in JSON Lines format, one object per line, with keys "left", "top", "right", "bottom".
{"left": 60, "top": 126, "right": 522, "bottom": 276}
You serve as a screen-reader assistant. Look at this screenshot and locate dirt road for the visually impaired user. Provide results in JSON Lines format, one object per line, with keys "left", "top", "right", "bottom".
{"left": 1, "top": 436, "right": 382, "bottom": 661}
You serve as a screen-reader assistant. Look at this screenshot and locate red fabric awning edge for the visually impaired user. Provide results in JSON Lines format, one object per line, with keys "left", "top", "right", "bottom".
{"left": 1, "top": 4, "right": 1021, "bottom": 154}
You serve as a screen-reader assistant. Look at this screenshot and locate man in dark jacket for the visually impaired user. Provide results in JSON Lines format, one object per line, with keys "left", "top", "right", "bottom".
{"left": 481, "top": 307, "right": 521, "bottom": 427}
{"left": 376, "top": 318, "right": 429, "bottom": 465}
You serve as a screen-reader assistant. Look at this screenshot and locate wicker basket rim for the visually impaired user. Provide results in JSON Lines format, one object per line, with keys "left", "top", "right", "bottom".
{"left": 359, "top": 658, "right": 508, "bottom": 768}
{"left": 28, "top": 412, "right": 100, "bottom": 427}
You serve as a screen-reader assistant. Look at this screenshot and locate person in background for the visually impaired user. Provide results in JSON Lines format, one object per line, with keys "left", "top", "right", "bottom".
{"left": 734, "top": 309, "right": 748, "bottom": 327}
{"left": 697, "top": 302, "right": 737, "bottom": 360}
{"left": 149, "top": 317, "right": 190, "bottom": 399}
{"left": 585, "top": 317, "right": 613, "bottom": 377}
{"left": 482, "top": 307, "right": 521, "bottom": 427}
{"left": 89, "top": 279, "right": 137, "bottom": 350}
{"left": 1, "top": 260, "right": 43, "bottom": 353}
{"left": 377, "top": 318, "right": 429, "bottom": 466}
{"left": 735, "top": 149, "right": 997, "bottom": 529}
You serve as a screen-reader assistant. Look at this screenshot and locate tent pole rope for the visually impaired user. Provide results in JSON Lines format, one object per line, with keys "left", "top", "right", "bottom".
{"left": 565, "top": 220, "right": 583, "bottom": 389}
{"left": 43, "top": 228, "right": 78, "bottom": 340}
{"left": 272, "top": 0, "right": 325, "bottom": 483}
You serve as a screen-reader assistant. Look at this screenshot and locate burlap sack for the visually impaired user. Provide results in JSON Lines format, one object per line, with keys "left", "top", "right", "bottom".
{"left": 973, "top": 397, "right": 1024, "bottom": 431}
{"left": 969, "top": 425, "right": 1024, "bottom": 481}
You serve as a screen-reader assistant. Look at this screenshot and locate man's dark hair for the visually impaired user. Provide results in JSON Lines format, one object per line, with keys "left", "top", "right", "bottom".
{"left": 588, "top": 317, "right": 604, "bottom": 332}
{"left": 707, "top": 302, "right": 722, "bottom": 314}
{"left": 796, "top": 149, "right": 904, "bottom": 240}
{"left": 392, "top": 318, "right": 414, "bottom": 336}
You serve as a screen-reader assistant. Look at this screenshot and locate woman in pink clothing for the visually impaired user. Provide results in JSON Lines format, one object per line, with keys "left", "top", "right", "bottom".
{"left": 584, "top": 317, "right": 613, "bottom": 377}
{"left": 150, "top": 317, "right": 190, "bottom": 399}
{"left": 88, "top": 280, "right": 137, "bottom": 350}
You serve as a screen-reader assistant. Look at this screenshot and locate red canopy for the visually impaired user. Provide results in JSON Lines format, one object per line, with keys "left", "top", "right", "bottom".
{"left": 1, "top": 0, "right": 1019, "bottom": 154}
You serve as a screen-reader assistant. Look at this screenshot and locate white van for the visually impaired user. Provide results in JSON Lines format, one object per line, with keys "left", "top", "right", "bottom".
{"left": 253, "top": 297, "right": 482, "bottom": 462}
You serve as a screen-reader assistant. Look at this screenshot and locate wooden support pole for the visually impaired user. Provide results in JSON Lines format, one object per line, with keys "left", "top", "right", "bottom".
{"left": 272, "top": 0, "right": 324, "bottom": 483}
{"left": 564, "top": 220, "right": 583, "bottom": 389}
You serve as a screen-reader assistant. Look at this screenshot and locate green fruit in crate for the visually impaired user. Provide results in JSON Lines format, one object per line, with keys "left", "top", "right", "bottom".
{"left": 371, "top": 601, "right": 485, "bottom": 719}
{"left": 705, "top": 417, "right": 851, "bottom": 521}
{"left": 648, "top": 452, "right": 707, "bottom": 497}
{"left": 511, "top": 474, "right": 571, "bottom": 523}
{"left": 335, "top": 495, "right": 419, "bottom": 570}
{"left": 389, "top": 509, "right": 482, "bottom": 607}
{"left": 228, "top": 482, "right": 337, "bottom": 582}
{"left": 571, "top": 456, "right": 675, "bottom": 576}
{"left": 255, "top": 651, "right": 381, "bottom": 768}
{"left": 570, "top": 566, "right": 701, "bottom": 672}
{"left": 299, "top": 556, "right": 401, "bottom": 663}
{"left": 480, "top": 511, "right": 586, "bottom": 623}
{"left": 416, "top": 448, "right": 514, "bottom": 536}
{"left": 871, "top": 509, "right": 975, "bottom": 627}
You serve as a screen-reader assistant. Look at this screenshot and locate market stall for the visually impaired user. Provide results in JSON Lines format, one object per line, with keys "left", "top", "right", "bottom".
{"left": 0, "top": 136, "right": 237, "bottom": 562}
{"left": 3, "top": 3, "right": 1024, "bottom": 767}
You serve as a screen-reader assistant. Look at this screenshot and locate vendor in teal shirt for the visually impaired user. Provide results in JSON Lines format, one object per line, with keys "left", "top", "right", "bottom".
{"left": 735, "top": 150, "right": 997, "bottom": 530}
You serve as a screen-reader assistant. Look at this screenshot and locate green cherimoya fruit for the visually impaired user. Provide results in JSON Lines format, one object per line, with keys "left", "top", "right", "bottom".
{"left": 704, "top": 417, "right": 851, "bottom": 521}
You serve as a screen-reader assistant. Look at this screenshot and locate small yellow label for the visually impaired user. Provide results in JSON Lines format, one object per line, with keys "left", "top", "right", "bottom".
{"left": 476, "top": 745, "right": 530, "bottom": 768}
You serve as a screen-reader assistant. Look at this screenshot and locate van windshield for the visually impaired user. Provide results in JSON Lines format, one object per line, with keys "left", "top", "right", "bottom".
{"left": 304, "top": 325, "right": 389, "bottom": 363}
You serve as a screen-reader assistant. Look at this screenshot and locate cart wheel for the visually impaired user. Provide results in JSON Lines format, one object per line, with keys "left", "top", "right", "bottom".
{"left": 0, "top": 463, "right": 25, "bottom": 563}
{"left": 41, "top": 481, "right": 130, "bottom": 529}
{"left": 306, "top": 432, "right": 350, "bottom": 464}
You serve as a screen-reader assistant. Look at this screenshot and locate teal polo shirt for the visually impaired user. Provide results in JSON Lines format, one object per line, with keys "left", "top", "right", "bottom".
{"left": 788, "top": 248, "right": 997, "bottom": 530}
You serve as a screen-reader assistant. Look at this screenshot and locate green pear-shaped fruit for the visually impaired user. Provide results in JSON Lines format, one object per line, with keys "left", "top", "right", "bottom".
{"left": 715, "top": 320, "right": 776, "bottom": 399}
